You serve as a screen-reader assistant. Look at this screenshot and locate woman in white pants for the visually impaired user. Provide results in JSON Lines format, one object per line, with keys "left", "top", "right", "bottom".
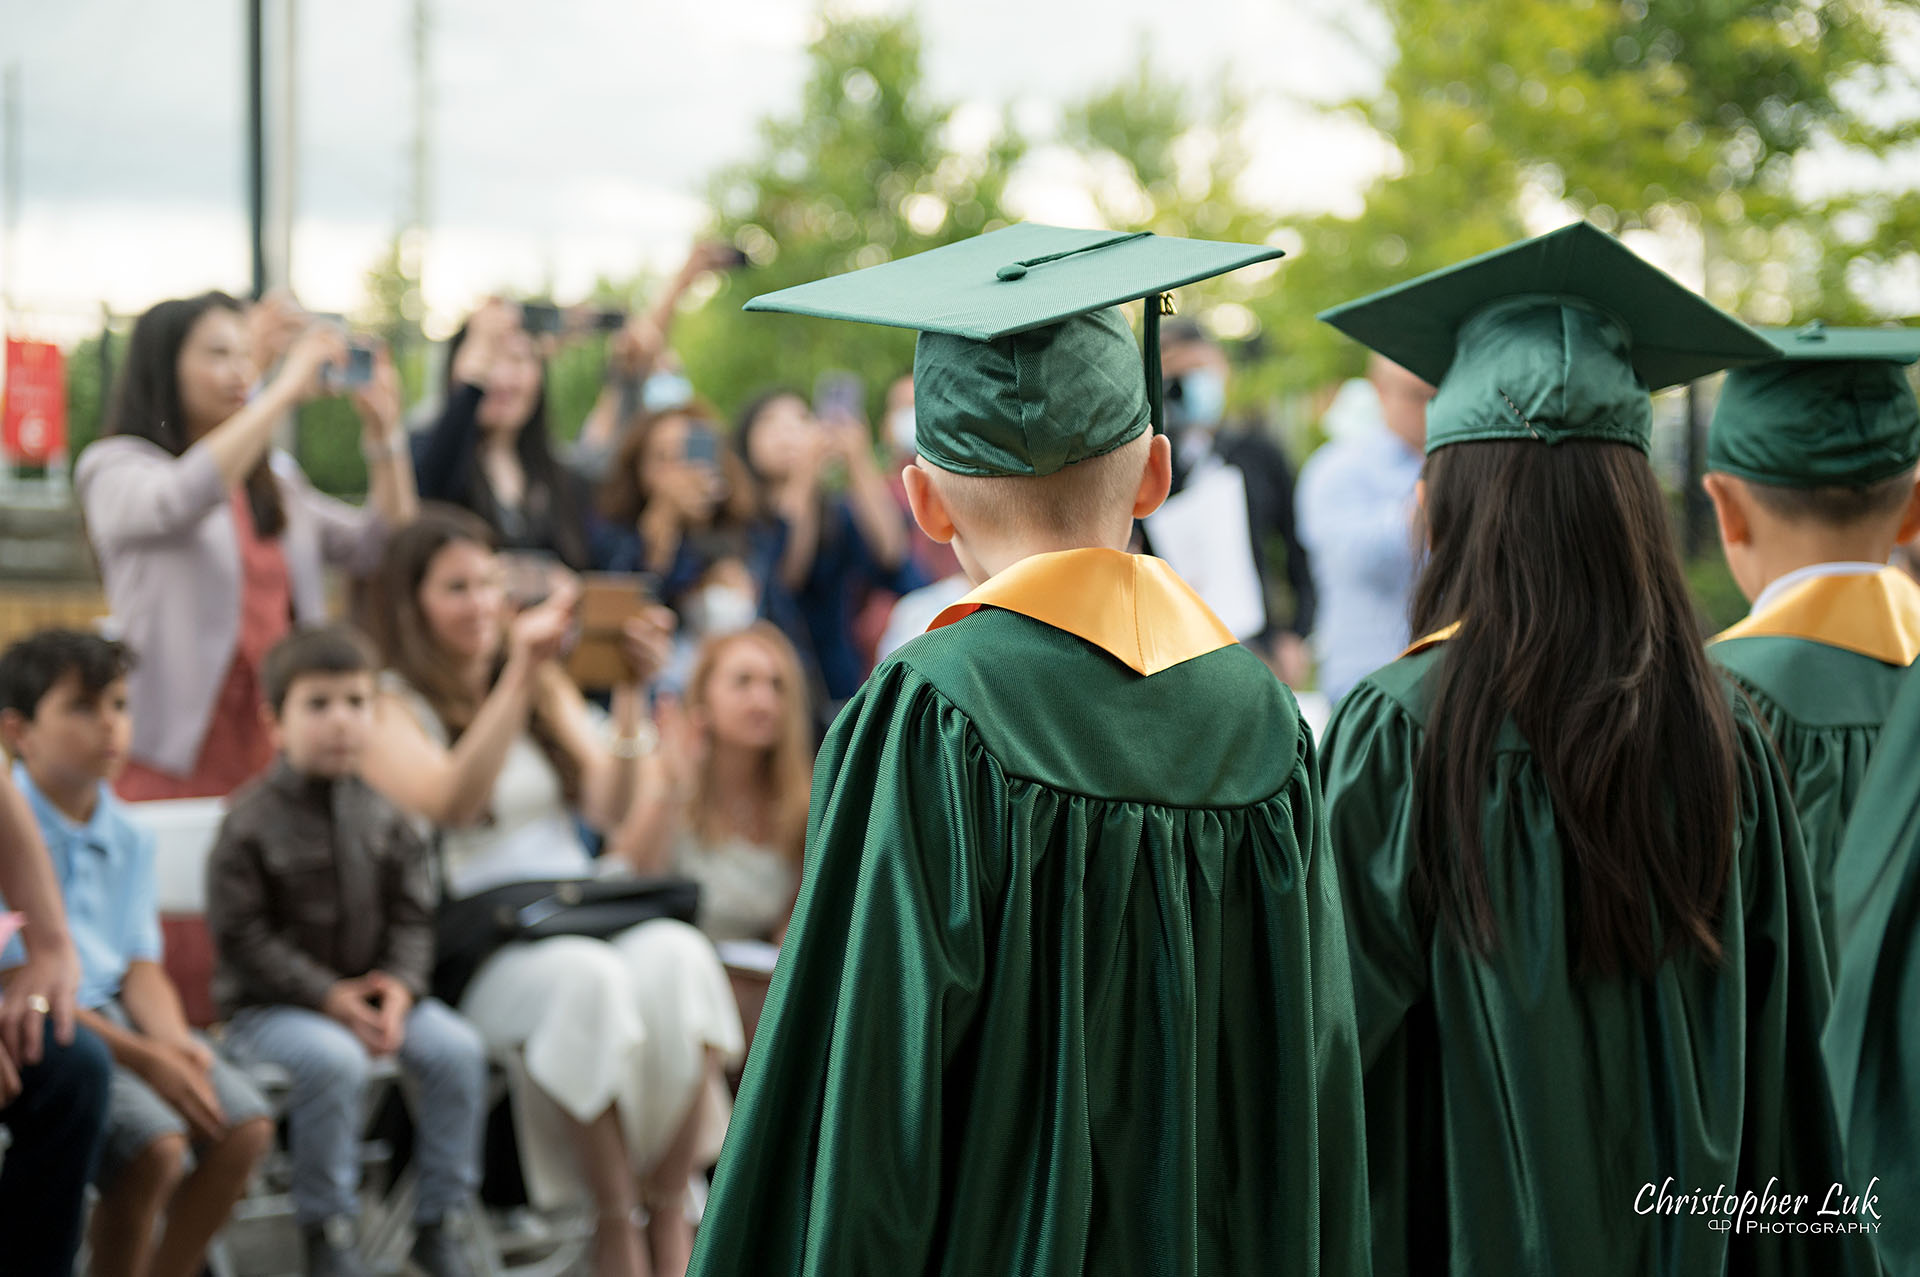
{"left": 360, "top": 505, "right": 743, "bottom": 1277}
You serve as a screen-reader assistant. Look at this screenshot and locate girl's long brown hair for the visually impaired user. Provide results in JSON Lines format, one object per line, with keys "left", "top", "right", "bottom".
{"left": 366, "top": 502, "right": 581, "bottom": 802}
{"left": 682, "top": 623, "right": 813, "bottom": 862}
{"left": 1410, "top": 439, "right": 1738, "bottom": 979}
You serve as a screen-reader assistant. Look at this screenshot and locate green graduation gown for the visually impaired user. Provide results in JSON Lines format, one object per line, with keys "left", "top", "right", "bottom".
{"left": 1709, "top": 565, "right": 1920, "bottom": 963}
{"left": 1320, "top": 639, "right": 1874, "bottom": 1277}
{"left": 688, "top": 549, "right": 1370, "bottom": 1277}
{"left": 1825, "top": 657, "right": 1920, "bottom": 1274}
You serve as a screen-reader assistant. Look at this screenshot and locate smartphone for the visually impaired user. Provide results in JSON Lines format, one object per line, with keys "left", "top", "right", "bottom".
{"left": 683, "top": 423, "right": 719, "bottom": 465}
{"left": 591, "top": 309, "right": 627, "bottom": 332}
{"left": 567, "top": 573, "right": 657, "bottom": 690}
{"left": 321, "top": 341, "right": 376, "bottom": 393}
{"left": 500, "top": 552, "right": 562, "bottom": 610}
{"left": 813, "top": 370, "right": 864, "bottom": 422}
{"left": 340, "top": 342, "right": 375, "bottom": 389}
{"left": 521, "top": 302, "right": 564, "bottom": 336}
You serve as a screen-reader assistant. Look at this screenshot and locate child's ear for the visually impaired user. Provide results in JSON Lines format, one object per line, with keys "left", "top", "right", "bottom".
{"left": 1131, "top": 434, "right": 1174, "bottom": 520}
{"left": 1701, "top": 472, "right": 1752, "bottom": 549}
{"left": 1895, "top": 472, "right": 1920, "bottom": 545}
{"left": 258, "top": 703, "right": 284, "bottom": 755}
{"left": 902, "top": 461, "right": 956, "bottom": 545}
{"left": 0, "top": 708, "right": 28, "bottom": 760}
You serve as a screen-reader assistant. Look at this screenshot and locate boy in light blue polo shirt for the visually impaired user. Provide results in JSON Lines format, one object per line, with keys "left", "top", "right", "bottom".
{"left": 0, "top": 629, "right": 272, "bottom": 1277}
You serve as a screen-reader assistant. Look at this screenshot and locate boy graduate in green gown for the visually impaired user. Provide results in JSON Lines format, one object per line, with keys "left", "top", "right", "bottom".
{"left": 1702, "top": 321, "right": 1920, "bottom": 961}
{"left": 1316, "top": 221, "right": 1874, "bottom": 1277}
{"left": 687, "top": 225, "right": 1370, "bottom": 1277}
{"left": 1824, "top": 658, "right": 1920, "bottom": 1275}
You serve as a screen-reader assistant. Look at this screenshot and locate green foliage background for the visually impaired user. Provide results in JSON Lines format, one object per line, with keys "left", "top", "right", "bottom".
{"left": 45, "top": 0, "right": 1920, "bottom": 626}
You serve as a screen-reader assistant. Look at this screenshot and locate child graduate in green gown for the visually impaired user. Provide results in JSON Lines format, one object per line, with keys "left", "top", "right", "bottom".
{"left": 687, "top": 225, "right": 1370, "bottom": 1277}
{"left": 1825, "top": 656, "right": 1920, "bottom": 1275}
{"left": 1702, "top": 322, "right": 1920, "bottom": 961}
{"left": 1316, "top": 221, "right": 1874, "bottom": 1277}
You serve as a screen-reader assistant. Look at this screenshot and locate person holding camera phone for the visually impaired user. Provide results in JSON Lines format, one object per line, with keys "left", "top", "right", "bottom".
{"left": 592, "top": 399, "right": 781, "bottom": 685}
{"left": 737, "top": 388, "right": 924, "bottom": 719}
{"left": 414, "top": 300, "right": 595, "bottom": 572}
{"left": 359, "top": 506, "right": 743, "bottom": 1277}
{"left": 76, "top": 292, "right": 417, "bottom": 802}
{"left": 573, "top": 242, "right": 748, "bottom": 484}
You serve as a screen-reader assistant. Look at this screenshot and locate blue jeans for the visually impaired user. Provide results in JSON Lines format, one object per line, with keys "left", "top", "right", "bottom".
{"left": 226, "top": 999, "right": 487, "bottom": 1225}
{"left": 0, "top": 1022, "right": 112, "bottom": 1276}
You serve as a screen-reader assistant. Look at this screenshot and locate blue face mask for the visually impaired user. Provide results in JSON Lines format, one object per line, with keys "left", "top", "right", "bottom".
{"left": 1172, "top": 368, "right": 1226, "bottom": 430}
{"left": 642, "top": 370, "right": 695, "bottom": 413}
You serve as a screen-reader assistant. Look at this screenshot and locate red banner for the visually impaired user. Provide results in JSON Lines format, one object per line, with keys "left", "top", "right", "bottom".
{"left": 2, "top": 338, "right": 68, "bottom": 464}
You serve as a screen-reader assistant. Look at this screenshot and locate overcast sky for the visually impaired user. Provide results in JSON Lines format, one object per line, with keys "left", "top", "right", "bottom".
{"left": 5, "top": 0, "right": 1917, "bottom": 347}
{"left": 0, "top": 0, "right": 1397, "bottom": 340}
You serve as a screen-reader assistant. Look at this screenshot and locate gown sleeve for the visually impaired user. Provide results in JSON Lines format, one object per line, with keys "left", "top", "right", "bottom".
{"left": 1315, "top": 680, "right": 1434, "bottom": 1275}
{"left": 688, "top": 659, "right": 995, "bottom": 1277}
{"left": 1317, "top": 680, "right": 1431, "bottom": 1066}
{"left": 1726, "top": 694, "right": 1876, "bottom": 1277}
{"left": 1824, "top": 662, "right": 1920, "bottom": 1272}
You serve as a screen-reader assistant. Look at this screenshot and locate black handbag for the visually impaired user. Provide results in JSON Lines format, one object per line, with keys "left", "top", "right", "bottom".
{"left": 431, "top": 874, "right": 701, "bottom": 1006}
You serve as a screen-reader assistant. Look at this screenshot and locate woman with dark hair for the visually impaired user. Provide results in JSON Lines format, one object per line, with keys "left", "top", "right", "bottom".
{"left": 358, "top": 505, "right": 741, "bottom": 1277}
{"left": 1316, "top": 224, "right": 1869, "bottom": 1277}
{"left": 412, "top": 300, "right": 591, "bottom": 571}
{"left": 592, "top": 400, "right": 771, "bottom": 604}
{"left": 76, "top": 291, "right": 415, "bottom": 800}
{"left": 735, "top": 389, "right": 922, "bottom": 714}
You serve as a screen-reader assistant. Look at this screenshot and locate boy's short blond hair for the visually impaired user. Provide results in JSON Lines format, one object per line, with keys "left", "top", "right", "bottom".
{"left": 1739, "top": 467, "right": 1917, "bottom": 529}
{"left": 926, "top": 428, "right": 1151, "bottom": 541}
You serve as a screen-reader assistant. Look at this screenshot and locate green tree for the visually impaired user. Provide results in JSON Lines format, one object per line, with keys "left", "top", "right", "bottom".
{"left": 1056, "top": 52, "right": 1293, "bottom": 413}
{"left": 672, "top": 12, "right": 1026, "bottom": 423}
{"left": 1264, "top": 0, "right": 1920, "bottom": 389}
{"left": 63, "top": 329, "right": 112, "bottom": 459}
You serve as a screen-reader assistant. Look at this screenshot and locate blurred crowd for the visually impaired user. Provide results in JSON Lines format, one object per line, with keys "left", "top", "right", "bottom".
{"left": 0, "top": 241, "right": 1443, "bottom": 1277}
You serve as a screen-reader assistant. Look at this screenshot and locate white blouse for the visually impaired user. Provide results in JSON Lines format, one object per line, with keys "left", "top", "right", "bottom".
{"left": 382, "top": 674, "right": 594, "bottom": 898}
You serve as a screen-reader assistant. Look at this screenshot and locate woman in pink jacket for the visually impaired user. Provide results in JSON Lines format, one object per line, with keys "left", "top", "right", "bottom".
{"left": 76, "top": 292, "right": 417, "bottom": 800}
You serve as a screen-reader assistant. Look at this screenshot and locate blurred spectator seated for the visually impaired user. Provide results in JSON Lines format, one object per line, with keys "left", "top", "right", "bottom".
{"left": 0, "top": 628, "right": 274, "bottom": 1277}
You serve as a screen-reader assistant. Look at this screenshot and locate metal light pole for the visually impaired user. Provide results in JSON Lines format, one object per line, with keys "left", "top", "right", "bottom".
{"left": 247, "top": 0, "right": 266, "bottom": 299}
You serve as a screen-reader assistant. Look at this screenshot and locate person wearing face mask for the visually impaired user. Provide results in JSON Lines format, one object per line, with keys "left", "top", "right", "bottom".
{"left": 1296, "top": 354, "right": 1436, "bottom": 706}
{"left": 594, "top": 404, "right": 780, "bottom": 694}
{"left": 76, "top": 292, "right": 417, "bottom": 801}
{"left": 1153, "top": 319, "right": 1317, "bottom": 687}
{"left": 411, "top": 300, "right": 592, "bottom": 572}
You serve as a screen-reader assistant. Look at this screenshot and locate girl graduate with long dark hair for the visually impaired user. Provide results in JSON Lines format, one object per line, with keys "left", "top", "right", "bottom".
{"left": 1315, "top": 222, "right": 1874, "bottom": 1277}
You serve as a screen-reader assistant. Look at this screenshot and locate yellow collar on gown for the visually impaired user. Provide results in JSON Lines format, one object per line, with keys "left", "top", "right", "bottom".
{"left": 1399, "top": 620, "right": 1461, "bottom": 659}
{"left": 927, "top": 547, "right": 1237, "bottom": 676}
{"left": 1401, "top": 567, "right": 1920, "bottom": 666}
{"left": 1712, "top": 565, "right": 1920, "bottom": 666}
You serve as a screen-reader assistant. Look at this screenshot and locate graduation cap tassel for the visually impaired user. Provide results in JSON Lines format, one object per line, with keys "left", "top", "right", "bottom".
{"left": 1146, "top": 292, "right": 1164, "bottom": 435}
{"left": 1144, "top": 292, "right": 1176, "bottom": 434}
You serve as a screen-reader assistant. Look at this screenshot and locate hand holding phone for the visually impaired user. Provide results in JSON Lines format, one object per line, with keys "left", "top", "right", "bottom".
{"left": 813, "top": 370, "right": 865, "bottom": 424}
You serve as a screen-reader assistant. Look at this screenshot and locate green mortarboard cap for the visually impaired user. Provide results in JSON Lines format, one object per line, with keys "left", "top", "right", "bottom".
{"left": 1708, "top": 321, "right": 1920, "bottom": 487}
{"left": 743, "top": 223, "right": 1283, "bottom": 477}
{"left": 1317, "top": 221, "right": 1776, "bottom": 454}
